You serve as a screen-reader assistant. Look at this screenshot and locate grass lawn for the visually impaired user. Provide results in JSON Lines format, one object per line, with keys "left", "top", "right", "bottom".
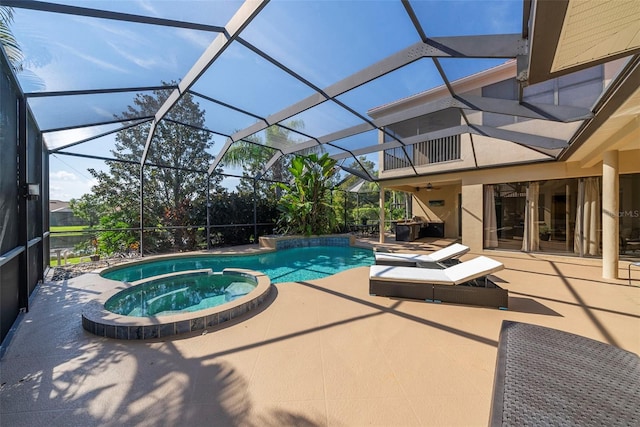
{"left": 50, "top": 256, "right": 84, "bottom": 267}
{"left": 50, "top": 225, "right": 91, "bottom": 233}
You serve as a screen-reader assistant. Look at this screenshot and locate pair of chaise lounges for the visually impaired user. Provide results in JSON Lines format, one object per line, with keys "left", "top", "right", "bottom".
{"left": 370, "top": 243, "right": 508, "bottom": 309}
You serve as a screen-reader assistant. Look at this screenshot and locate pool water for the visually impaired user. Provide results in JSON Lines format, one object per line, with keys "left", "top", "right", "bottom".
{"left": 102, "top": 246, "right": 374, "bottom": 284}
{"left": 104, "top": 271, "right": 257, "bottom": 316}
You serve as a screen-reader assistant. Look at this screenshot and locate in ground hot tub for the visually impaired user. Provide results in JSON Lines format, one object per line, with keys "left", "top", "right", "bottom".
{"left": 82, "top": 268, "right": 271, "bottom": 340}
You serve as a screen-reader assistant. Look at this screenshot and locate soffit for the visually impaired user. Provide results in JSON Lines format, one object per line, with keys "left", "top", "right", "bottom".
{"left": 528, "top": 0, "right": 640, "bottom": 84}
{"left": 566, "top": 84, "right": 640, "bottom": 168}
{"left": 552, "top": 0, "right": 640, "bottom": 74}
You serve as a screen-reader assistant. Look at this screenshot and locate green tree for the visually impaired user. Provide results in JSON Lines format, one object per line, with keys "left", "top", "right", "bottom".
{"left": 69, "top": 193, "right": 103, "bottom": 227}
{"left": 208, "top": 190, "right": 278, "bottom": 246}
{"left": 224, "top": 121, "right": 322, "bottom": 198}
{"left": 274, "top": 153, "right": 338, "bottom": 235}
{"left": 0, "top": 6, "right": 24, "bottom": 72}
{"left": 77, "top": 85, "right": 223, "bottom": 253}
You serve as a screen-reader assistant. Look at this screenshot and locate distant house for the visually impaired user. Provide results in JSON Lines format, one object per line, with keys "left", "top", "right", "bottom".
{"left": 50, "top": 200, "right": 86, "bottom": 227}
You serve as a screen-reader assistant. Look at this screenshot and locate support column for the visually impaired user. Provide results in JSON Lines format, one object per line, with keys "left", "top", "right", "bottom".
{"left": 461, "top": 183, "right": 484, "bottom": 253}
{"left": 379, "top": 187, "right": 385, "bottom": 244}
{"left": 139, "top": 165, "right": 144, "bottom": 257}
{"left": 206, "top": 175, "right": 211, "bottom": 251}
{"left": 253, "top": 177, "right": 258, "bottom": 243}
{"left": 17, "top": 96, "right": 28, "bottom": 311}
{"left": 602, "top": 150, "right": 619, "bottom": 279}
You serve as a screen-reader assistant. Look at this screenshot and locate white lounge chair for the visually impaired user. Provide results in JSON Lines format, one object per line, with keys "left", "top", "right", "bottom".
{"left": 369, "top": 256, "right": 507, "bottom": 308}
{"left": 374, "top": 243, "right": 470, "bottom": 267}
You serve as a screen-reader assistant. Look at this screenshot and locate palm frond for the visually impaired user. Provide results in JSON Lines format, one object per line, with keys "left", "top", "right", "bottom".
{"left": 0, "top": 6, "right": 24, "bottom": 71}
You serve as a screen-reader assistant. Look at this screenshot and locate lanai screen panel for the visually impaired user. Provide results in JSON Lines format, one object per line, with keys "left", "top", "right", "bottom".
{"left": 28, "top": 89, "right": 171, "bottom": 132}
{"left": 438, "top": 58, "right": 513, "bottom": 83}
{"left": 190, "top": 42, "right": 316, "bottom": 118}
{"left": 336, "top": 59, "right": 445, "bottom": 118}
{"left": 45, "top": 122, "right": 140, "bottom": 151}
{"left": 5, "top": 0, "right": 624, "bottom": 188}
{"left": 12, "top": 9, "right": 218, "bottom": 93}
{"left": 330, "top": 129, "right": 381, "bottom": 155}
{"left": 0, "top": 59, "right": 19, "bottom": 254}
{"left": 410, "top": 0, "right": 523, "bottom": 37}
{"left": 285, "top": 101, "right": 366, "bottom": 140}
{"left": 186, "top": 93, "right": 262, "bottom": 138}
{"left": 240, "top": 1, "right": 420, "bottom": 88}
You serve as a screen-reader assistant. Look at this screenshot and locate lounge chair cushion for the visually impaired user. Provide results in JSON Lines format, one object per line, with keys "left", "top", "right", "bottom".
{"left": 374, "top": 243, "right": 469, "bottom": 264}
{"left": 370, "top": 256, "right": 504, "bottom": 286}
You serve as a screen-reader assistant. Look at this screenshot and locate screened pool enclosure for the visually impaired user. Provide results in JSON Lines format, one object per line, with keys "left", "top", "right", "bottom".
{"left": 2, "top": 0, "right": 639, "bottom": 344}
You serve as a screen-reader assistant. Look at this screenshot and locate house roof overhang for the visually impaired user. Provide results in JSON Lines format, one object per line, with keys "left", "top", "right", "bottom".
{"left": 526, "top": 0, "right": 640, "bottom": 84}
{"left": 525, "top": 0, "right": 640, "bottom": 167}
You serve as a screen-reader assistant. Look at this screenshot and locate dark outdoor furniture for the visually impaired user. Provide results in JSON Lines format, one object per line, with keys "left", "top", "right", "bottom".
{"left": 489, "top": 321, "right": 640, "bottom": 426}
{"left": 369, "top": 256, "right": 508, "bottom": 309}
{"left": 419, "top": 221, "right": 445, "bottom": 238}
{"left": 394, "top": 221, "right": 422, "bottom": 241}
{"left": 393, "top": 219, "right": 445, "bottom": 241}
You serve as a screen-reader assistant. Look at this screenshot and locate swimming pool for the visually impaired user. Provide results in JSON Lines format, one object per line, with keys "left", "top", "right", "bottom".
{"left": 102, "top": 246, "right": 374, "bottom": 284}
{"left": 85, "top": 245, "right": 373, "bottom": 340}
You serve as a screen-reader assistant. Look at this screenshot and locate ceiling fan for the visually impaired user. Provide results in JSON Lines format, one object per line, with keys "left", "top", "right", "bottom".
{"left": 425, "top": 182, "right": 441, "bottom": 191}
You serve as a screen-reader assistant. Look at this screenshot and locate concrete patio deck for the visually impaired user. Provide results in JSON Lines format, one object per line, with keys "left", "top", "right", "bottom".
{"left": 1, "top": 237, "right": 638, "bottom": 426}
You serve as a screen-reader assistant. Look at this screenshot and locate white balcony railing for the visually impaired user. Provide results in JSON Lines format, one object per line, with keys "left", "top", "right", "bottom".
{"left": 384, "top": 135, "right": 460, "bottom": 170}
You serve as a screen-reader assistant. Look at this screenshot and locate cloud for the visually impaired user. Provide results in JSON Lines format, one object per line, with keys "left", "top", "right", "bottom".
{"left": 91, "top": 106, "right": 118, "bottom": 121}
{"left": 50, "top": 170, "right": 78, "bottom": 181}
{"left": 55, "top": 41, "right": 130, "bottom": 74}
{"left": 105, "top": 40, "right": 164, "bottom": 70}
{"left": 176, "top": 28, "right": 215, "bottom": 50}
{"left": 49, "top": 172, "right": 97, "bottom": 201}
{"left": 137, "top": 0, "right": 160, "bottom": 17}
{"left": 45, "top": 127, "right": 116, "bottom": 150}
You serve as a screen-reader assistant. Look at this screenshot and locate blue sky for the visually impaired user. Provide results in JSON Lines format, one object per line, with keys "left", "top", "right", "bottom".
{"left": 9, "top": 0, "right": 523, "bottom": 200}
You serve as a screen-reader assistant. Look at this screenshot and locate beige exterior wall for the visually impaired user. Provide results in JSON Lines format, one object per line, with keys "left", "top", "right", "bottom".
{"left": 412, "top": 184, "right": 461, "bottom": 238}
{"left": 380, "top": 149, "right": 640, "bottom": 262}
{"left": 384, "top": 149, "right": 639, "bottom": 189}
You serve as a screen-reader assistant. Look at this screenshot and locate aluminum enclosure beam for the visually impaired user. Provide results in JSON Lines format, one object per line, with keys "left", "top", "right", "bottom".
{"left": 262, "top": 90, "right": 585, "bottom": 175}
{"left": 455, "top": 95, "right": 592, "bottom": 122}
{"left": 5, "top": 0, "right": 225, "bottom": 33}
{"left": 259, "top": 92, "right": 574, "bottom": 178}
{"left": 48, "top": 118, "right": 153, "bottom": 153}
{"left": 208, "top": 33, "right": 526, "bottom": 174}
{"left": 329, "top": 126, "right": 470, "bottom": 161}
{"left": 374, "top": 95, "right": 592, "bottom": 127}
{"left": 278, "top": 122, "right": 376, "bottom": 157}
{"left": 25, "top": 85, "right": 177, "bottom": 98}
{"left": 141, "top": 0, "right": 269, "bottom": 166}
{"left": 469, "top": 125, "right": 567, "bottom": 150}
{"left": 41, "top": 115, "right": 154, "bottom": 133}
{"left": 327, "top": 122, "right": 564, "bottom": 162}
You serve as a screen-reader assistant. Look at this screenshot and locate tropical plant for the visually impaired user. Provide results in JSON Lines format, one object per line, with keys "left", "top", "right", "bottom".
{"left": 224, "top": 121, "right": 328, "bottom": 199}
{"left": 0, "top": 6, "right": 24, "bottom": 71}
{"left": 274, "top": 153, "right": 338, "bottom": 236}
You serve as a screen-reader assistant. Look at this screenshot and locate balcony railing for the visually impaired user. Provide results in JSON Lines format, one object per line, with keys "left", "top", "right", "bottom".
{"left": 384, "top": 135, "right": 460, "bottom": 170}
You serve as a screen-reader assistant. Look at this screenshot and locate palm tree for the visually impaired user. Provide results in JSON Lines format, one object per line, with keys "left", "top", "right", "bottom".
{"left": 0, "top": 6, "right": 24, "bottom": 72}
{"left": 224, "top": 120, "right": 324, "bottom": 196}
